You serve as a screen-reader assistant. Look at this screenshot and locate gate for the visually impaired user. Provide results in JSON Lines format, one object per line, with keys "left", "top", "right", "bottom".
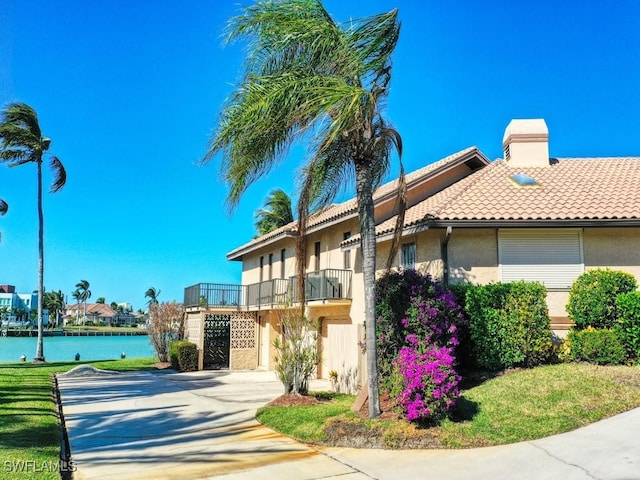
{"left": 203, "top": 314, "right": 231, "bottom": 369}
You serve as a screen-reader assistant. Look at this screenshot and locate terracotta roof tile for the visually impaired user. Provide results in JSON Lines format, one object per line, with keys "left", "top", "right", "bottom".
{"left": 364, "top": 157, "right": 640, "bottom": 243}
{"left": 228, "top": 147, "right": 483, "bottom": 258}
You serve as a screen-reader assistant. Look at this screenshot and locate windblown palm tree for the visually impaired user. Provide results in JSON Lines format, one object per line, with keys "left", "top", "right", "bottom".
{"left": 0, "top": 102, "right": 66, "bottom": 361}
{"left": 75, "top": 280, "right": 91, "bottom": 325}
{"left": 145, "top": 287, "right": 161, "bottom": 306}
{"left": 71, "top": 289, "right": 82, "bottom": 324}
{"left": 202, "top": 0, "right": 405, "bottom": 418}
{"left": 254, "top": 188, "right": 294, "bottom": 235}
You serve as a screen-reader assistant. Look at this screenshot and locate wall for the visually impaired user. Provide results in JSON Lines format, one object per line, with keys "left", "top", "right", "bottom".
{"left": 448, "top": 228, "right": 499, "bottom": 285}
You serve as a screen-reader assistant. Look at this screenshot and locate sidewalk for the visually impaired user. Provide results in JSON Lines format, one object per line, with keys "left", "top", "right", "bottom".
{"left": 57, "top": 369, "right": 640, "bottom": 480}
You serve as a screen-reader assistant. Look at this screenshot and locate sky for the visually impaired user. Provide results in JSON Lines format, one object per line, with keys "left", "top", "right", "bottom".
{"left": 1, "top": 0, "right": 639, "bottom": 310}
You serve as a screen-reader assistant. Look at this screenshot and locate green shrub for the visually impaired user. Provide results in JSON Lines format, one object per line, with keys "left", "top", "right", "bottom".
{"left": 464, "top": 281, "right": 553, "bottom": 370}
{"left": 615, "top": 291, "right": 640, "bottom": 360}
{"left": 169, "top": 340, "right": 198, "bottom": 372}
{"left": 567, "top": 269, "right": 637, "bottom": 330}
{"left": 566, "top": 328, "right": 626, "bottom": 365}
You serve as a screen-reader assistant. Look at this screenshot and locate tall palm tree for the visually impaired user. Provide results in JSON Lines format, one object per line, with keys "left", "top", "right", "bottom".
{"left": 75, "top": 280, "right": 91, "bottom": 325}
{"left": 71, "top": 289, "right": 82, "bottom": 324}
{"left": 254, "top": 188, "right": 294, "bottom": 235}
{"left": 202, "top": 0, "right": 405, "bottom": 418}
{"left": 0, "top": 102, "right": 66, "bottom": 361}
{"left": 145, "top": 287, "right": 161, "bottom": 306}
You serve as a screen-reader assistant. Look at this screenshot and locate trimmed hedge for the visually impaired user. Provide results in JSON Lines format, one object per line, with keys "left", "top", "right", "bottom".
{"left": 566, "top": 328, "right": 626, "bottom": 365}
{"left": 567, "top": 269, "right": 637, "bottom": 330}
{"left": 464, "top": 281, "right": 553, "bottom": 370}
{"left": 169, "top": 340, "right": 198, "bottom": 372}
{"left": 615, "top": 291, "right": 640, "bottom": 360}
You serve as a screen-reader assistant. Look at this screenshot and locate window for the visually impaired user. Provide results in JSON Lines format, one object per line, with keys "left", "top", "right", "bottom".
{"left": 314, "top": 241, "right": 321, "bottom": 271}
{"left": 343, "top": 232, "right": 351, "bottom": 269}
{"left": 259, "top": 256, "right": 264, "bottom": 282}
{"left": 498, "top": 229, "right": 583, "bottom": 289}
{"left": 401, "top": 243, "right": 416, "bottom": 270}
{"left": 280, "top": 248, "right": 286, "bottom": 278}
{"left": 268, "top": 253, "right": 273, "bottom": 280}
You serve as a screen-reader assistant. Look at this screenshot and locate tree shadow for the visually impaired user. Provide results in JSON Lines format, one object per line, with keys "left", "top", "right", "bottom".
{"left": 449, "top": 395, "right": 480, "bottom": 423}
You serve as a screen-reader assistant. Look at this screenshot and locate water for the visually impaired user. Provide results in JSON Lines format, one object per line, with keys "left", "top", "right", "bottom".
{"left": 0, "top": 335, "right": 156, "bottom": 363}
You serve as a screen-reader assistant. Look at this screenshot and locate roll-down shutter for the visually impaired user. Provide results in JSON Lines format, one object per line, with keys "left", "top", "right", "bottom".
{"left": 498, "top": 229, "right": 583, "bottom": 289}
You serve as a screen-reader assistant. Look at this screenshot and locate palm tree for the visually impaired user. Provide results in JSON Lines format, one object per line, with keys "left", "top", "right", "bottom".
{"left": 0, "top": 199, "right": 7, "bottom": 216}
{"left": 71, "top": 289, "right": 82, "bottom": 325}
{"left": 43, "top": 289, "right": 65, "bottom": 328}
{"left": 96, "top": 297, "right": 106, "bottom": 304}
{"left": 75, "top": 280, "right": 91, "bottom": 325}
{"left": 145, "top": 287, "right": 161, "bottom": 306}
{"left": 254, "top": 188, "right": 294, "bottom": 235}
{"left": 202, "top": 0, "right": 405, "bottom": 418}
{"left": 0, "top": 102, "right": 66, "bottom": 361}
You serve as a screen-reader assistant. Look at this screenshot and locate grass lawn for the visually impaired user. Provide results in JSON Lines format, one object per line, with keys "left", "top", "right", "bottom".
{"left": 257, "top": 363, "right": 640, "bottom": 449}
{"left": 0, "top": 357, "right": 157, "bottom": 479}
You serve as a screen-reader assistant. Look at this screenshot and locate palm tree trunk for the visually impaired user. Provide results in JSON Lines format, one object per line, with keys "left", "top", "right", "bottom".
{"left": 34, "top": 160, "right": 45, "bottom": 362}
{"left": 355, "top": 161, "right": 381, "bottom": 418}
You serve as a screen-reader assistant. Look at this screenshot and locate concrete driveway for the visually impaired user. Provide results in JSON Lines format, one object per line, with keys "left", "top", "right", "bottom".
{"left": 57, "top": 369, "right": 640, "bottom": 480}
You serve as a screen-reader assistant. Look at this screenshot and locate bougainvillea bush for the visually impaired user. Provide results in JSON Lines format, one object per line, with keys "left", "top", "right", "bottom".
{"left": 390, "top": 335, "right": 461, "bottom": 422}
{"left": 375, "top": 270, "right": 464, "bottom": 423}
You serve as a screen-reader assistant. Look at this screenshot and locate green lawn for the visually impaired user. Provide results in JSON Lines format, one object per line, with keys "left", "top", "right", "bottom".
{"left": 0, "top": 357, "right": 156, "bottom": 479}
{"left": 257, "top": 363, "right": 640, "bottom": 449}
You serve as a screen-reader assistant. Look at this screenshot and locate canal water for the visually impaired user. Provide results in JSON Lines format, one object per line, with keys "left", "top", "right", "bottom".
{"left": 0, "top": 335, "right": 156, "bottom": 363}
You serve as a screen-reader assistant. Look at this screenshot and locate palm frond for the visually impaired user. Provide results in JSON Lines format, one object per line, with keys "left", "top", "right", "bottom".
{"left": 1, "top": 102, "right": 42, "bottom": 139}
{"left": 0, "top": 198, "right": 8, "bottom": 215}
{"left": 49, "top": 156, "right": 66, "bottom": 192}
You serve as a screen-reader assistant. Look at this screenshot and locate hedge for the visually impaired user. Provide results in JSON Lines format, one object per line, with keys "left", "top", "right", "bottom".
{"left": 169, "top": 340, "right": 198, "bottom": 372}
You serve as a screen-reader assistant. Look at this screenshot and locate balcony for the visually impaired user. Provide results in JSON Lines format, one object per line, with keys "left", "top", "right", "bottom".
{"left": 184, "top": 269, "right": 352, "bottom": 310}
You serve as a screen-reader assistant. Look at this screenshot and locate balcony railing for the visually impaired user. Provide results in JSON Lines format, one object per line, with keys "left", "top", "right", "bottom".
{"left": 184, "top": 269, "right": 352, "bottom": 309}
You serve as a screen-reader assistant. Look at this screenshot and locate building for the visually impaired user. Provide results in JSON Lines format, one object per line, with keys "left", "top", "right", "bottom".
{"left": 183, "top": 119, "right": 640, "bottom": 379}
{"left": 0, "top": 284, "right": 41, "bottom": 323}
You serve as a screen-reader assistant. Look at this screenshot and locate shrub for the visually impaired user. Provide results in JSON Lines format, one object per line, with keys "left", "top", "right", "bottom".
{"left": 615, "top": 291, "right": 640, "bottom": 360}
{"left": 375, "top": 270, "right": 465, "bottom": 383}
{"left": 566, "top": 328, "right": 626, "bottom": 365}
{"left": 390, "top": 336, "right": 460, "bottom": 423}
{"left": 567, "top": 269, "right": 637, "bottom": 330}
{"left": 273, "top": 310, "right": 319, "bottom": 395}
{"left": 148, "top": 302, "right": 184, "bottom": 362}
{"left": 169, "top": 340, "right": 198, "bottom": 372}
{"left": 465, "top": 281, "right": 553, "bottom": 370}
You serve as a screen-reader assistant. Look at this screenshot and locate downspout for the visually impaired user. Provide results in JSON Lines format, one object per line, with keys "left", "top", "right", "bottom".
{"left": 441, "top": 226, "right": 453, "bottom": 286}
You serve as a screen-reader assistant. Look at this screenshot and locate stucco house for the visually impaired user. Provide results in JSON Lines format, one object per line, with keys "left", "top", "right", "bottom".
{"left": 184, "top": 118, "right": 640, "bottom": 378}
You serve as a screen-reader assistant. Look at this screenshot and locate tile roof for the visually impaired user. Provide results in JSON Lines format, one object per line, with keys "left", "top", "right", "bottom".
{"left": 227, "top": 146, "right": 485, "bottom": 259}
{"left": 349, "top": 157, "right": 640, "bottom": 244}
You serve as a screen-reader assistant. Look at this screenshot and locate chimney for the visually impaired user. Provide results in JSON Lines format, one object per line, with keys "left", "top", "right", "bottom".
{"left": 502, "top": 119, "right": 549, "bottom": 167}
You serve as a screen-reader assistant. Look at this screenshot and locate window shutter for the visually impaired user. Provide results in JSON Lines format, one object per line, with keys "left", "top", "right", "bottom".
{"left": 499, "top": 230, "right": 583, "bottom": 289}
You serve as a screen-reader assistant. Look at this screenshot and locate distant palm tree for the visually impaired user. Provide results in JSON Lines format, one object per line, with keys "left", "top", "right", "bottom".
{"left": 145, "top": 287, "right": 161, "bottom": 306}
{"left": 43, "top": 289, "right": 65, "bottom": 328}
{"left": 0, "top": 102, "right": 66, "bottom": 361}
{"left": 202, "top": 1, "right": 404, "bottom": 417}
{"left": 75, "top": 280, "right": 91, "bottom": 325}
{"left": 254, "top": 189, "right": 294, "bottom": 236}
{"left": 71, "top": 290, "right": 82, "bottom": 324}
{"left": 96, "top": 297, "right": 106, "bottom": 304}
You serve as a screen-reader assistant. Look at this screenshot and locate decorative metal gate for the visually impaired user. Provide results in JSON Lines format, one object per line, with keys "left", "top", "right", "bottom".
{"left": 204, "top": 314, "right": 231, "bottom": 369}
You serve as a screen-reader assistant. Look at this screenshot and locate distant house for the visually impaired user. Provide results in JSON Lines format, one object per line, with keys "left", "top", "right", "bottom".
{"left": 64, "top": 303, "right": 116, "bottom": 326}
{"left": 183, "top": 118, "right": 640, "bottom": 378}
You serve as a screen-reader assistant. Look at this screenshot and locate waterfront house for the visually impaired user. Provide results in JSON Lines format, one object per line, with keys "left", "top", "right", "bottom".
{"left": 184, "top": 119, "right": 640, "bottom": 380}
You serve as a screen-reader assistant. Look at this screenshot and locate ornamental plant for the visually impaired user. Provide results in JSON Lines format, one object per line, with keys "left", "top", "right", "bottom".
{"left": 390, "top": 335, "right": 460, "bottom": 422}
{"left": 615, "top": 291, "right": 640, "bottom": 360}
{"left": 376, "top": 270, "right": 464, "bottom": 422}
{"left": 567, "top": 269, "right": 637, "bottom": 330}
{"left": 376, "top": 270, "right": 466, "bottom": 384}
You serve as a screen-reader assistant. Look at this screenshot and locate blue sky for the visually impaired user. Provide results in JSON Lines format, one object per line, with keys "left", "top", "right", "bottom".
{"left": 1, "top": 0, "right": 639, "bottom": 309}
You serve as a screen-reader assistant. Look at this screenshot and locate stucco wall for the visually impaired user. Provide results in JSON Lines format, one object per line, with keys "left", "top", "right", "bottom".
{"left": 448, "top": 229, "right": 499, "bottom": 285}
{"left": 584, "top": 227, "right": 640, "bottom": 279}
